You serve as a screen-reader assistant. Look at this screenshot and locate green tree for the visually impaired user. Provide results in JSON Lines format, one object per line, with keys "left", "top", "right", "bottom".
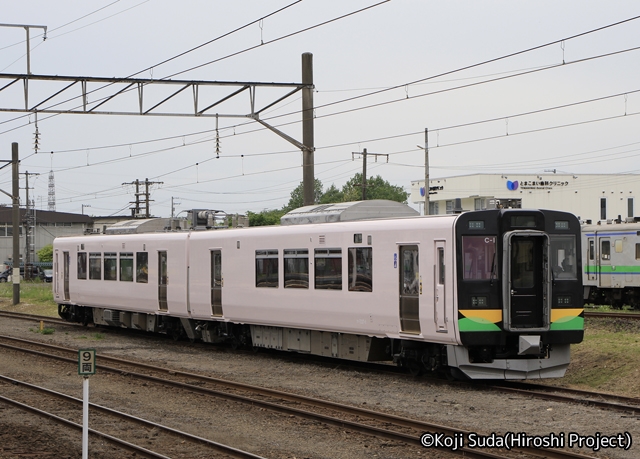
{"left": 37, "top": 244, "right": 53, "bottom": 263}
{"left": 340, "top": 173, "right": 408, "bottom": 203}
{"left": 284, "top": 178, "right": 324, "bottom": 212}
{"left": 319, "top": 184, "right": 343, "bottom": 204}
{"left": 247, "top": 209, "right": 287, "bottom": 226}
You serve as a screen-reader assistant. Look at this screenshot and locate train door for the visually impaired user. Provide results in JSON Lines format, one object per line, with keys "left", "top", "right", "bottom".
{"left": 158, "top": 251, "right": 168, "bottom": 311}
{"left": 598, "top": 238, "right": 611, "bottom": 288}
{"left": 211, "top": 250, "right": 223, "bottom": 316}
{"left": 503, "top": 233, "right": 549, "bottom": 331}
{"left": 63, "top": 251, "right": 70, "bottom": 301}
{"left": 587, "top": 237, "right": 597, "bottom": 282}
{"left": 53, "top": 250, "right": 59, "bottom": 297}
{"left": 399, "top": 245, "right": 421, "bottom": 334}
{"left": 434, "top": 241, "right": 447, "bottom": 333}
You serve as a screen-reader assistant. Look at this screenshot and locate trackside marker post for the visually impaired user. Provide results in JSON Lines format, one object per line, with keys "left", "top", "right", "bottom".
{"left": 78, "top": 349, "right": 96, "bottom": 459}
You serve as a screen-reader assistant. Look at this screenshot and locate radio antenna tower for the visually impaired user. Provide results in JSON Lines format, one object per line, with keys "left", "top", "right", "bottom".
{"left": 48, "top": 152, "right": 56, "bottom": 211}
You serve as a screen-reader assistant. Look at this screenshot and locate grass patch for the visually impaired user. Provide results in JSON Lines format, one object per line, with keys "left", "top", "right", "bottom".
{"left": 0, "top": 283, "right": 58, "bottom": 316}
{"left": 29, "top": 327, "right": 55, "bottom": 335}
{"left": 545, "top": 318, "right": 640, "bottom": 397}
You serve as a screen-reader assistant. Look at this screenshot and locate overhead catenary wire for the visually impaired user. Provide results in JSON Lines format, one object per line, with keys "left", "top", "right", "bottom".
{"left": 6, "top": 11, "right": 640, "bottom": 211}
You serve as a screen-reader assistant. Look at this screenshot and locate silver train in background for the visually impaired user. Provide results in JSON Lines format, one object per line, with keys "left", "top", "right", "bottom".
{"left": 53, "top": 207, "right": 584, "bottom": 380}
{"left": 582, "top": 219, "right": 640, "bottom": 308}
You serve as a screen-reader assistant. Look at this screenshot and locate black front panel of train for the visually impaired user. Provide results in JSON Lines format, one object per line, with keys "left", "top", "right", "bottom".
{"left": 455, "top": 209, "right": 584, "bottom": 356}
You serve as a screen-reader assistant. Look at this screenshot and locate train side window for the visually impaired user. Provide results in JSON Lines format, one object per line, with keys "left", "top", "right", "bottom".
{"left": 136, "top": 252, "right": 149, "bottom": 283}
{"left": 77, "top": 252, "right": 87, "bottom": 280}
{"left": 589, "top": 240, "right": 595, "bottom": 260}
{"left": 284, "top": 249, "right": 309, "bottom": 289}
{"left": 462, "top": 236, "right": 496, "bottom": 280}
{"left": 636, "top": 243, "right": 640, "bottom": 260}
{"left": 256, "top": 250, "right": 279, "bottom": 288}
{"left": 104, "top": 253, "right": 117, "bottom": 281}
{"left": 438, "top": 248, "right": 445, "bottom": 285}
{"left": 348, "top": 247, "right": 372, "bottom": 292}
{"left": 89, "top": 252, "right": 101, "bottom": 280}
{"left": 601, "top": 240, "right": 611, "bottom": 260}
{"left": 315, "top": 248, "right": 342, "bottom": 290}
{"left": 120, "top": 253, "right": 134, "bottom": 282}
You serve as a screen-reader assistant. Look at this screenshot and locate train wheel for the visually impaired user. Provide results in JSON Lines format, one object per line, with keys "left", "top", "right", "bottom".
{"left": 406, "top": 360, "right": 423, "bottom": 377}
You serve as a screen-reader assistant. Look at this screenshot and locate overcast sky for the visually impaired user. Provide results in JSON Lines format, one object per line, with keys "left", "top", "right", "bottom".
{"left": 1, "top": 1, "right": 639, "bottom": 217}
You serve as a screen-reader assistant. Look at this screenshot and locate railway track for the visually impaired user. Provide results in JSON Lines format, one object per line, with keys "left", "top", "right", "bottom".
{"left": 0, "top": 334, "right": 605, "bottom": 459}
{"left": 0, "top": 374, "right": 263, "bottom": 459}
{"left": 490, "top": 381, "right": 640, "bottom": 415}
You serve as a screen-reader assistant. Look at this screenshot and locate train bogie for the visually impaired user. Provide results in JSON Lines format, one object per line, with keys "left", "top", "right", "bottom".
{"left": 53, "top": 208, "right": 583, "bottom": 380}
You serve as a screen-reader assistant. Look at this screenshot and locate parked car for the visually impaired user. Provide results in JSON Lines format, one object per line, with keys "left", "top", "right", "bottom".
{"left": 0, "top": 268, "right": 9, "bottom": 282}
{"left": 42, "top": 269, "right": 53, "bottom": 283}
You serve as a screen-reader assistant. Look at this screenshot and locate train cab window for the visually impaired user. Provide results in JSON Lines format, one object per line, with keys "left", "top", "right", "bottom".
{"left": 256, "top": 250, "right": 279, "bottom": 288}
{"left": 462, "top": 236, "right": 496, "bottom": 280}
{"left": 104, "top": 253, "right": 117, "bottom": 281}
{"left": 120, "top": 253, "right": 134, "bottom": 282}
{"left": 315, "top": 248, "right": 342, "bottom": 290}
{"left": 284, "top": 249, "right": 309, "bottom": 289}
{"left": 136, "top": 252, "right": 149, "bottom": 283}
{"left": 348, "top": 247, "right": 372, "bottom": 292}
{"left": 77, "top": 252, "right": 87, "bottom": 280}
{"left": 89, "top": 253, "right": 101, "bottom": 280}
{"left": 551, "top": 236, "right": 577, "bottom": 280}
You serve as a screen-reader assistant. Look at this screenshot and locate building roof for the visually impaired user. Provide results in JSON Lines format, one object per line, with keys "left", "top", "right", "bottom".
{"left": 0, "top": 207, "right": 93, "bottom": 225}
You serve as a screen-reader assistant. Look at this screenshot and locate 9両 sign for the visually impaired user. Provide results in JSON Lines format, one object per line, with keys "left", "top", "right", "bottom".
{"left": 78, "top": 349, "right": 96, "bottom": 376}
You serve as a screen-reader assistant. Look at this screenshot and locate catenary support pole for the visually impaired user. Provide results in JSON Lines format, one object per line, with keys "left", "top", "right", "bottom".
{"left": 362, "top": 148, "right": 367, "bottom": 200}
{"left": 302, "top": 53, "right": 315, "bottom": 206}
{"left": 12, "top": 143, "right": 19, "bottom": 305}
{"left": 424, "top": 128, "right": 429, "bottom": 215}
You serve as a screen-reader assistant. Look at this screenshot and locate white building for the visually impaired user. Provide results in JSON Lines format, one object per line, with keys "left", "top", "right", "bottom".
{"left": 410, "top": 173, "right": 639, "bottom": 223}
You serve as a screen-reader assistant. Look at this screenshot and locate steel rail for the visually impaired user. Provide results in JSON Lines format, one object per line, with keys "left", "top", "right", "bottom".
{"left": 0, "top": 394, "right": 171, "bottom": 459}
{"left": 0, "top": 335, "right": 600, "bottom": 459}
{"left": 0, "top": 374, "right": 265, "bottom": 459}
{"left": 492, "top": 382, "right": 640, "bottom": 413}
{"left": 584, "top": 311, "right": 640, "bottom": 320}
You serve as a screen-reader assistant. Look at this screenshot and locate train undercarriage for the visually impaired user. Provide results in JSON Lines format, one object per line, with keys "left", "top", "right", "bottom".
{"left": 58, "top": 304, "right": 569, "bottom": 379}
{"left": 585, "top": 286, "right": 640, "bottom": 309}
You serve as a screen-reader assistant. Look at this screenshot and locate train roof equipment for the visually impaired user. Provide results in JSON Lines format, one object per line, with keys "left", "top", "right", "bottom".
{"left": 280, "top": 200, "right": 419, "bottom": 226}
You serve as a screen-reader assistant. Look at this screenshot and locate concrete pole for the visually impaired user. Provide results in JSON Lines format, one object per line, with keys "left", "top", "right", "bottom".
{"left": 424, "top": 128, "right": 429, "bottom": 215}
{"left": 301, "top": 53, "right": 315, "bottom": 206}
{"left": 12, "top": 143, "right": 20, "bottom": 304}
{"left": 362, "top": 148, "right": 367, "bottom": 201}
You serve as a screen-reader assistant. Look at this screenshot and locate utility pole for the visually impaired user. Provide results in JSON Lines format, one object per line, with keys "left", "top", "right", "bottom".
{"left": 424, "top": 128, "right": 429, "bottom": 215}
{"left": 123, "top": 178, "right": 163, "bottom": 218}
{"left": 21, "top": 171, "right": 39, "bottom": 280}
{"left": 417, "top": 128, "right": 430, "bottom": 215}
{"left": 12, "top": 143, "right": 19, "bottom": 304}
{"left": 171, "top": 197, "right": 181, "bottom": 218}
{"left": 351, "top": 149, "right": 389, "bottom": 201}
